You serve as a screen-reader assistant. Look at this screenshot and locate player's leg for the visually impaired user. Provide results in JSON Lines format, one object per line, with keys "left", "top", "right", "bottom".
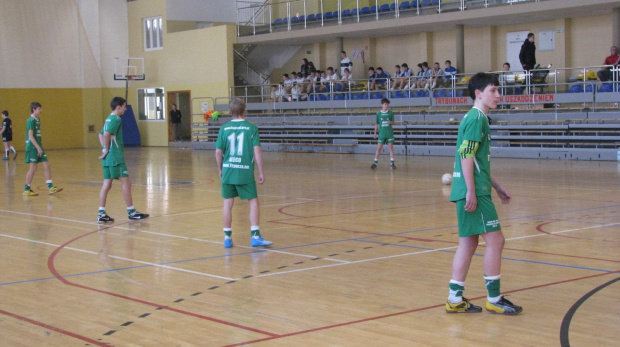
{"left": 8, "top": 141, "right": 16, "bottom": 159}
{"left": 41, "top": 161, "right": 62, "bottom": 194}
{"left": 98, "top": 178, "right": 115, "bottom": 222}
{"left": 388, "top": 142, "right": 395, "bottom": 169}
{"left": 481, "top": 229, "right": 522, "bottom": 314}
{"left": 371, "top": 143, "right": 383, "bottom": 169}
{"left": 3, "top": 141, "right": 9, "bottom": 160}
{"left": 24, "top": 162, "right": 39, "bottom": 196}
{"left": 236, "top": 181, "right": 271, "bottom": 247}
{"left": 119, "top": 175, "right": 148, "bottom": 220}
{"left": 446, "top": 234, "right": 482, "bottom": 313}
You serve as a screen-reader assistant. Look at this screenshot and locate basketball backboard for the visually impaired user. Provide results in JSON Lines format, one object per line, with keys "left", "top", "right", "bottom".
{"left": 114, "top": 57, "right": 145, "bottom": 80}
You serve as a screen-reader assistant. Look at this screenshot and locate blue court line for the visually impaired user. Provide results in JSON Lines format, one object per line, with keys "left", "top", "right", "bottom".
{"left": 2, "top": 204, "right": 618, "bottom": 287}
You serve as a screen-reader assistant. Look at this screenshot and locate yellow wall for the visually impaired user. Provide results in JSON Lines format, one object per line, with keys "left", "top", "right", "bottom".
{"left": 127, "top": 0, "right": 236, "bottom": 146}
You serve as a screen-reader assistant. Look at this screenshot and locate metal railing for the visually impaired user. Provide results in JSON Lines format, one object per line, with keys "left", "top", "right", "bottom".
{"left": 236, "top": 0, "right": 544, "bottom": 36}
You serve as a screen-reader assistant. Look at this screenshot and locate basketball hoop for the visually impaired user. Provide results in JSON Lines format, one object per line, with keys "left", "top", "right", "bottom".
{"left": 126, "top": 75, "right": 137, "bottom": 80}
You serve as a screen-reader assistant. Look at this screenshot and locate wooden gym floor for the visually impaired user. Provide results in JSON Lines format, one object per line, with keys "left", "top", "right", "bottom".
{"left": 0, "top": 147, "right": 618, "bottom": 346}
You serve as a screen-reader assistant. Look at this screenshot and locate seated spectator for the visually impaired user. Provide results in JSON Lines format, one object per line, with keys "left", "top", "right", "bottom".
{"left": 597, "top": 46, "right": 620, "bottom": 82}
{"left": 394, "top": 63, "right": 412, "bottom": 89}
{"left": 392, "top": 65, "right": 403, "bottom": 87}
{"left": 321, "top": 67, "right": 339, "bottom": 92}
{"left": 426, "top": 62, "right": 444, "bottom": 89}
{"left": 337, "top": 68, "right": 354, "bottom": 92}
{"left": 300, "top": 58, "right": 316, "bottom": 77}
{"left": 443, "top": 60, "right": 458, "bottom": 85}
{"left": 498, "top": 62, "right": 514, "bottom": 108}
{"left": 290, "top": 82, "right": 307, "bottom": 101}
{"left": 273, "top": 82, "right": 286, "bottom": 102}
{"left": 374, "top": 67, "right": 391, "bottom": 90}
{"left": 282, "top": 73, "right": 294, "bottom": 93}
{"left": 367, "top": 67, "right": 378, "bottom": 90}
{"left": 303, "top": 70, "right": 317, "bottom": 94}
{"left": 418, "top": 62, "right": 432, "bottom": 89}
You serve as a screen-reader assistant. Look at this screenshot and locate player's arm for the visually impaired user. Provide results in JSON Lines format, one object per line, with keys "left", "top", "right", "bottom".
{"left": 458, "top": 139, "right": 480, "bottom": 212}
{"left": 215, "top": 148, "right": 223, "bottom": 178}
{"left": 28, "top": 129, "right": 43, "bottom": 156}
{"left": 0, "top": 123, "right": 5, "bottom": 134}
{"left": 98, "top": 132, "right": 111, "bottom": 159}
{"left": 491, "top": 175, "right": 512, "bottom": 204}
{"left": 253, "top": 145, "right": 264, "bottom": 184}
{"left": 373, "top": 123, "right": 378, "bottom": 138}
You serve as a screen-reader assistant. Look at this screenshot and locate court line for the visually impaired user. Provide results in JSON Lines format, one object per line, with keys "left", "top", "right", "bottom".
{"left": 46, "top": 229, "right": 279, "bottom": 338}
{"left": 0, "top": 309, "right": 110, "bottom": 346}
{"left": 222, "top": 270, "right": 620, "bottom": 346}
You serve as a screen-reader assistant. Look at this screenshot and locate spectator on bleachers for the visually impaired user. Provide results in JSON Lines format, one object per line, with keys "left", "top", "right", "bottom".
{"left": 321, "top": 67, "right": 339, "bottom": 92}
{"left": 300, "top": 58, "right": 316, "bottom": 77}
{"left": 426, "top": 62, "right": 444, "bottom": 89}
{"left": 290, "top": 82, "right": 306, "bottom": 101}
{"left": 273, "top": 83, "right": 286, "bottom": 102}
{"left": 340, "top": 51, "right": 353, "bottom": 77}
{"left": 417, "top": 62, "right": 431, "bottom": 89}
{"left": 302, "top": 70, "right": 316, "bottom": 94}
{"left": 283, "top": 73, "right": 294, "bottom": 93}
{"left": 443, "top": 60, "right": 458, "bottom": 85}
{"left": 337, "top": 68, "right": 353, "bottom": 92}
{"left": 519, "top": 33, "right": 536, "bottom": 71}
{"left": 374, "top": 67, "right": 391, "bottom": 90}
{"left": 295, "top": 72, "right": 304, "bottom": 85}
{"left": 499, "top": 62, "right": 514, "bottom": 108}
{"left": 597, "top": 45, "right": 620, "bottom": 82}
{"left": 394, "top": 63, "right": 413, "bottom": 89}
{"left": 392, "top": 65, "right": 403, "bottom": 87}
{"left": 367, "top": 67, "right": 378, "bottom": 90}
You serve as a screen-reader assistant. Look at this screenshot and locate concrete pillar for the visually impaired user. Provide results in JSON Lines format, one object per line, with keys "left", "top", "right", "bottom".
{"left": 613, "top": 7, "right": 620, "bottom": 46}
{"left": 456, "top": 24, "right": 464, "bottom": 74}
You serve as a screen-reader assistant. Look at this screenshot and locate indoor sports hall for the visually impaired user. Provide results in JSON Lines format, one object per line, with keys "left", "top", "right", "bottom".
{"left": 0, "top": 0, "right": 619, "bottom": 346}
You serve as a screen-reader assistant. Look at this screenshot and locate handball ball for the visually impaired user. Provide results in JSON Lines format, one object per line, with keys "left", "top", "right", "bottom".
{"left": 442, "top": 173, "right": 452, "bottom": 185}
{"left": 212, "top": 111, "right": 222, "bottom": 121}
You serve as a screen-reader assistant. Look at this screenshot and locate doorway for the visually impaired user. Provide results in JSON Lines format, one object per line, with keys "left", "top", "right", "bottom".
{"left": 167, "top": 90, "right": 191, "bottom": 142}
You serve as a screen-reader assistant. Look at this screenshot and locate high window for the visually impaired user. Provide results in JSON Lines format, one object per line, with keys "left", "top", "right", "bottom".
{"left": 144, "top": 16, "right": 163, "bottom": 51}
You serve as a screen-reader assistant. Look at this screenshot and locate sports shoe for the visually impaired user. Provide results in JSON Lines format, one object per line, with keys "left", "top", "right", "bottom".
{"left": 23, "top": 189, "right": 38, "bottom": 197}
{"left": 2, "top": 157, "right": 7, "bottom": 161}
{"left": 390, "top": 162, "right": 396, "bottom": 169}
{"left": 251, "top": 236, "right": 273, "bottom": 247}
{"left": 370, "top": 163, "right": 377, "bottom": 169}
{"left": 486, "top": 296, "right": 523, "bottom": 315}
{"left": 128, "top": 211, "right": 149, "bottom": 220}
{"left": 49, "top": 187, "right": 63, "bottom": 195}
{"left": 224, "top": 238, "right": 233, "bottom": 248}
{"left": 97, "top": 214, "right": 115, "bottom": 223}
{"left": 445, "top": 297, "right": 482, "bottom": 313}
{"left": 13, "top": 151, "right": 17, "bottom": 160}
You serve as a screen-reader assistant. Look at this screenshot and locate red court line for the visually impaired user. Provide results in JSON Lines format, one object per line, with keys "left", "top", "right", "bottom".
{"left": 0, "top": 308, "right": 111, "bottom": 346}
{"left": 222, "top": 270, "right": 619, "bottom": 346}
{"left": 47, "top": 228, "right": 278, "bottom": 338}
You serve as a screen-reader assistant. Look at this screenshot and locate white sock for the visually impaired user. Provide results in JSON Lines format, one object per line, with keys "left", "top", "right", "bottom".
{"left": 46, "top": 180, "right": 52, "bottom": 184}
{"left": 127, "top": 206, "right": 135, "bottom": 211}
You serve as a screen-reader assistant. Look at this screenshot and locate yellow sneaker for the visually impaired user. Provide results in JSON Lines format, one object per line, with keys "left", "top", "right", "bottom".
{"left": 49, "top": 186, "right": 63, "bottom": 195}
{"left": 486, "top": 296, "right": 522, "bottom": 315}
{"left": 23, "top": 189, "right": 38, "bottom": 197}
{"left": 445, "top": 297, "right": 482, "bottom": 313}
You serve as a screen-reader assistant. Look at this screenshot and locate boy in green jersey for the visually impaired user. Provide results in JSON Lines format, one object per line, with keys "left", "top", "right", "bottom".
{"left": 97, "top": 97, "right": 149, "bottom": 222}
{"left": 23, "top": 102, "right": 62, "bottom": 196}
{"left": 370, "top": 98, "right": 396, "bottom": 169}
{"left": 215, "top": 98, "right": 272, "bottom": 248}
{"left": 445, "top": 73, "right": 522, "bottom": 315}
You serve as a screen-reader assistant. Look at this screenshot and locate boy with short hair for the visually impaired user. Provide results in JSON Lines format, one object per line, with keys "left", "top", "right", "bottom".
{"left": 97, "top": 97, "right": 149, "bottom": 222}
{"left": 215, "top": 98, "right": 272, "bottom": 248}
{"left": 23, "top": 102, "right": 62, "bottom": 196}
{"left": 445, "top": 73, "right": 522, "bottom": 315}
{"left": 370, "top": 98, "right": 395, "bottom": 170}
{"left": 1, "top": 110, "right": 17, "bottom": 160}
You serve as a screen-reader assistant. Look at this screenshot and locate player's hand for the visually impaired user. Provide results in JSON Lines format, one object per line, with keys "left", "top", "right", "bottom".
{"left": 373, "top": 133, "right": 377, "bottom": 139}
{"left": 98, "top": 149, "right": 108, "bottom": 160}
{"left": 36, "top": 148, "right": 43, "bottom": 157}
{"left": 258, "top": 173, "right": 264, "bottom": 184}
{"left": 464, "top": 191, "right": 477, "bottom": 212}
{"left": 496, "top": 187, "right": 512, "bottom": 204}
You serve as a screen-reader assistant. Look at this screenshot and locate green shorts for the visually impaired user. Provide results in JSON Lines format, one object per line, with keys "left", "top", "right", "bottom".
{"left": 24, "top": 147, "right": 48, "bottom": 163}
{"left": 103, "top": 163, "right": 129, "bottom": 180}
{"left": 221, "top": 181, "right": 258, "bottom": 200}
{"left": 455, "top": 195, "right": 501, "bottom": 237}
{"left": 377, "top": 136, "right": 394, "bottom": 145}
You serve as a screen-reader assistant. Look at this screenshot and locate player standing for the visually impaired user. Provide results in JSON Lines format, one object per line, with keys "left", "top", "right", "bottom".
{"left": 370, "top": 98, "right": 396, "bottom": 170}
{"left": 445, "top": 73, "right": 522, "bottom": 315}
{"left": 1, "top": 110, "right": 17, "bottom": 160}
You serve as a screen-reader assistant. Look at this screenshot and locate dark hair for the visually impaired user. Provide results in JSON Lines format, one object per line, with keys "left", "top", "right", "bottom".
{"left": 467, "top": 72, "right": 499, "bottom": 101}
{"left": 302, "top": 58, "right": 308, "bottom": 63}
{"left": 402, "top": 63, "right": 408, "bottom": 68}
{"left": 1, "top": 110, "right": 8, "bottom": 117}
{"left": 327, "top": 67, "right": 333, "bottom": 72}
{"left": 110, "top": 97, "right": 126, "bottom": 110}
{"left": 417, "top": 63, "right": 423, "bottom": 68}
{"left": 445, "top": 60, "right": 452, "bottom": 65}
{"left": 422, "top": 62, "right": 429, "bottom": 68}
{"left": 527, "top": 32, "right": 534, "bottom": 39}
{"left": 377, "top": 67, "right": 383, "bottom": 71}
{"left": 503, "top": 62, "right": 511, "bottom": 68}
{"left": 381, "top": 98, "right": 390, "bottom": 105}
{"left": 283, "top": 73, "right": 289, "bottom": 78}
{"left": 30, "top": 102, "right": 42, "bottom": 113}
{"left": 341, "top": 50, "right": 346, "bottom": 55}
{"left": 368, "top": 67, "right": 375, "bottom": 71}
{"left": 395, "top": 65, "right": 400, "bottom": 68}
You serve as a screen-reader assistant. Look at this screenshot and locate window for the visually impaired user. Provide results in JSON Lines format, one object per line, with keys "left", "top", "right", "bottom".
{"left": 137, "top": 88, "right": 165, "bottom": 121}
{"left": 144, "top": 16, "right": 163, "bottom": 51}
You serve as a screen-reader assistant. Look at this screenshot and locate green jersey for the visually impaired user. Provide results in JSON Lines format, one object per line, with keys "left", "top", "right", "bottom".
{"left": 101, "top": 113, "right": 125, "bottom": 166}
{"left": 376, "top": 110, "right": 394, "bottom": 139}
{"left": 25, "top": 115, "right": 42, "bottom": 150}
{"left": 215, "top": 119, "right": 261, "bottom": 185}
{"left": 450, "top": 107, "right": 492, "bottom": 202}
